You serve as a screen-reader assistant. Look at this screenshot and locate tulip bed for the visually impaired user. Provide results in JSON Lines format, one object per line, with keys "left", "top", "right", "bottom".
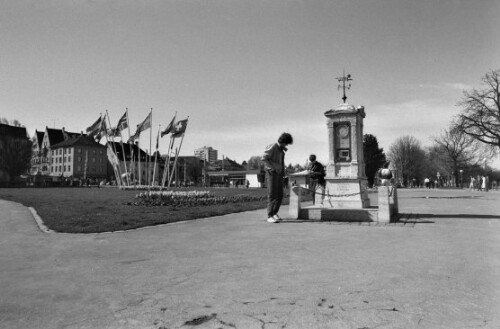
{"left": 132, "top": 190, "right": 267, "bottom": 207}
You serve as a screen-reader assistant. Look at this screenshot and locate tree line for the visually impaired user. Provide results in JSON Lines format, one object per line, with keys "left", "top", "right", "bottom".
{"left": 387, "top": 69, "right": 500, "bottom": 187}
{"left": 248, "top": 69, "right": 500, "bottom": 188}
{"left": 2, "top": 69, "right": 499, "bottom": 187}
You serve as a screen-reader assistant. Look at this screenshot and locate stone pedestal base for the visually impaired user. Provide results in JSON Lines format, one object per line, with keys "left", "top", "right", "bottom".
{"left": 322, "top": 178, "right": 370, "bottom": 209}
{"left": 288, "top": 185, "right": 398, "bottom": 223}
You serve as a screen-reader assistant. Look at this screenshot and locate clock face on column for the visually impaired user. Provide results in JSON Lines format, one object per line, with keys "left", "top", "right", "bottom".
{"left": 338, "top": 125, "right": 349, "bottom": 138}
{"left": 336, "top": 124, "right": 351, "bottom": 151}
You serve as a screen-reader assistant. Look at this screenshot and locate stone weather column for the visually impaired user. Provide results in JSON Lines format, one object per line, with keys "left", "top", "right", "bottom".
{"left": 324, "top": 103, "right": 370, "bottom": 208}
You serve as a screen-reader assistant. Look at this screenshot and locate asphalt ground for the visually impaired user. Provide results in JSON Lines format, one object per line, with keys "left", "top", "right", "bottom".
{"left": 1, "top": 188, "right": 499, "bottom": 329}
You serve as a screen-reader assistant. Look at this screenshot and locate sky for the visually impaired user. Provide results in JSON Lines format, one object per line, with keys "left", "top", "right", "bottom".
{"left": 1, "top": 0, "right": 499, "bottom": 169}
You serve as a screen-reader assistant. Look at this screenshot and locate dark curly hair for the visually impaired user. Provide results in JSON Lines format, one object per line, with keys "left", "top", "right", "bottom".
{"left": 278, "top": 132, "right": 293, "bottom": 145}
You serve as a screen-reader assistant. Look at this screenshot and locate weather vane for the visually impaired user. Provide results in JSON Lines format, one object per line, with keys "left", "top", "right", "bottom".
{"left": 336, "top": 71, "right": 352, "bottom": 103}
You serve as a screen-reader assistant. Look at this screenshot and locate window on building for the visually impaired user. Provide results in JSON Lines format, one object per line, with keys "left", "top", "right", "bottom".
{"left": 68, "top": 165, "right": 71, "bottom": 172}
{"left": 77, "top": 165, "right": 81, "bottom": 171}
{"left": 78, "top": 148, "right": 81, "bottom": 153}
{"left": 78, "top": 156, "right": 81, "bottom": 162}
{"left": 68, "top": 156, "right": 71, "bottom": 162}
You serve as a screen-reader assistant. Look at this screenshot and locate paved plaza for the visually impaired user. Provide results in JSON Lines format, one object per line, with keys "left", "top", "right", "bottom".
{"left": 1, "top": 188, "right": 499, "bottom": 329}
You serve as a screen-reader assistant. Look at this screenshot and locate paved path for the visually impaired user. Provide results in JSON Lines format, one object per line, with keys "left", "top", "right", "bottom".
{"left": 1, "top": 188, "right": 500, "bottom": 329}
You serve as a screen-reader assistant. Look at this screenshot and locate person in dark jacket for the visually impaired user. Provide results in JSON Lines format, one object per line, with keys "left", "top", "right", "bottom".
{"left": 307, "top": 154, "right": 326, "bottom": 205}
{"left": 261, "top": 132, "right": 293, "bottom": 223}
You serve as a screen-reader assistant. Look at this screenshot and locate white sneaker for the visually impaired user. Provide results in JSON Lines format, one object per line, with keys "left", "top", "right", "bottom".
{"left": 267, "top": 217, "right": 279, "bottom": 223}
{"left": 273, "top": 214, "right": 282, "bottom": 221}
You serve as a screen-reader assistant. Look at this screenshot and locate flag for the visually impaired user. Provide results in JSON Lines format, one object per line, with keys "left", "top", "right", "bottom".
{"left": 129, "top": 112, "right": 152, "bottom": 141}
{"left": 107, "top": 126, "right": 120, "bottom": 138}
{"left": 172, "top": 119, "right": 188, "bottom": 138}
{"left": 107, "top": 144, "right": 120, "bottom": 167}
{"left": 136, "top": 112, "right": 152, "bottom": 134}
{"left": 127, "top": 131, "right": 140, "bottom": 144}
{"left": 155, "top": 130, "right": 160, "bottom": 150}
{"left": 86, "top": 116, "right": 102, "bottom": 139}
{"left": 161, "top": 114, "right": 176, "bottom": 137}
{"left": 95, "top": 117, "right": 108, "bottom": 141}
{"left": 116, "top": 111, "right": 128, "bottom": 131}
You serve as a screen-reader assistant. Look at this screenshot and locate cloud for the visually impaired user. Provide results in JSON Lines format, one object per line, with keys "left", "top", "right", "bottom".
{"left": 417, "top": 82, "right": 472, "bottom": 91}
{"left": 365, "top": 99, "right": 458, "bottom": 150}
{"left": 443, "top": 83, "right": 472, "bottom": 91}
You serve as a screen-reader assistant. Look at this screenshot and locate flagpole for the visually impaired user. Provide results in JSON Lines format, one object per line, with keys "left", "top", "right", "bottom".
{"left": 167, "top": 116, "right": 188, "bottom": 188}
{"left": 168, "top": 134, "right": 185, "bottom": 188}
{"left": 159, "top": 111, "right": 177, "bottom": 189}
{"left": 161, "top": 136, "right": 174, "bottom": 188}
{"left": 149, "top": 108, "right": 153, "bottom": 187}
{"left": 152, "top": 125, "right": 160, "bottom": 187}
{"left": 138, "top": 139, "right": 142, "bottom": 186}
{"left": 125, "top": 108, "right": 135, "bottom": 187}
{"left": 103, "top": 112, "right": 121, "bottom": 187}
{"left": 119, "top": 133, "right": 130, "bottom": 186}
{"left": 117, "top": 110, "right": 130, "bottom": 186}
{"left": 105, "top": 110, "right": 122, "bottom": 187}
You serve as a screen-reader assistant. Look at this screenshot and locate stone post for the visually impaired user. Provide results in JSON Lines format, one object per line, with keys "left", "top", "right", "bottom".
{"left": 389, "top": 186, "right": 398, "bottom": 216}
{"left": 377, "top": 186, "right": 391, "bottom": 223}
{"left": 289, "top": 186, "right": 301, "bottom": 219}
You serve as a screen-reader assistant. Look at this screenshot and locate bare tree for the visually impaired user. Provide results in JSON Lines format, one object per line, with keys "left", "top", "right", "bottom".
{"left": 456, "top": 69, "right": 500, "bottom": 151}
{"left": 247, "top": 156, "right": 263, "bottom": 170}
{"left": 387, "top": 135, "right": 426, "bottom": 186}
{"left": 11, "top": 119, "right": 22, "bottom": 127}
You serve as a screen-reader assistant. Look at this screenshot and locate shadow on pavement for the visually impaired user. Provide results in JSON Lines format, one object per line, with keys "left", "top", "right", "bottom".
{"left": 415, "top": 213, "right": 500, "bottom": 219}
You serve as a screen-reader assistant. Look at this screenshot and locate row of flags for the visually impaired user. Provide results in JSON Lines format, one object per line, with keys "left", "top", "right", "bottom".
{"left": 85, "top": 111, "right": 188, "bottom": 143}
{"left": 84, "top": 109, "right": 189, "bottom": 187}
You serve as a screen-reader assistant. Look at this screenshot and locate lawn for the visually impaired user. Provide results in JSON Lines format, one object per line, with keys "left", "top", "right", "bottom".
{"left": 0, "top": 187, "right": 291, "bottom": 233}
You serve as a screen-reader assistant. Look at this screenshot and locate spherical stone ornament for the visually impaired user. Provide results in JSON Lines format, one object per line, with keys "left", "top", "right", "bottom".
{"left": 379, "top": 168, "right": 393, "bottom": 179}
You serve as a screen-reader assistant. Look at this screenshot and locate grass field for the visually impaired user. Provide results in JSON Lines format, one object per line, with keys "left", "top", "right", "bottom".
{"left": 0, "top": 187, "right": 291, "bottom": 233}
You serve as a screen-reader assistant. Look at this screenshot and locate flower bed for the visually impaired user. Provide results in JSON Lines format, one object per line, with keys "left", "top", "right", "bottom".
{"left": 120, "top": 185, "right": 166, "bottom": 191}
{"left": 130, "top": 190, "right": 267, "bottom": 207}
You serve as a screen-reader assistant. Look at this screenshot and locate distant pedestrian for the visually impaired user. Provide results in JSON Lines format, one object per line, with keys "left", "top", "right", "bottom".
{"left": 469, "top": 176, "right": 475, "bottom": 191}
{"left": 481, "top": 176, "right": 486, "bottom": 191}
{"left": 424, "top": 177, "right": 430, "bottom": 189}
{"left": 261, "top": 132, "right": 293, "bottom": 223}
{"left": 307, "top": 154, "right": 326, "bottom": 205}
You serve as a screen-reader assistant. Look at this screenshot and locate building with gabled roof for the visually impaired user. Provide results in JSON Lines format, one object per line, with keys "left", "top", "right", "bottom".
{"left": 30, "top": 127, "right": 83, "bottom": 176}
{"left": 50, "top": 135, "right": 107, "bottom": 179}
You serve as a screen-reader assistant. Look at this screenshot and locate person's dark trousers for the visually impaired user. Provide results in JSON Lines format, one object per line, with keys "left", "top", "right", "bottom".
{"left": 267, "top": 172, "right": 284, "bottom": 217}
{"left": 310, "top": 180, "right": 318, "bottom": 205}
